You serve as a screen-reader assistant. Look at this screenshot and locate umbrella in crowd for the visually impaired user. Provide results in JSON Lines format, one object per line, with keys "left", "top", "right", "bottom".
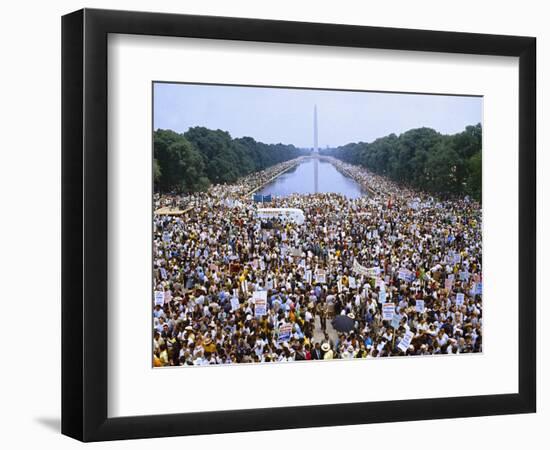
{"left": 332, "top": 314, "right": 356, "bottom": 333}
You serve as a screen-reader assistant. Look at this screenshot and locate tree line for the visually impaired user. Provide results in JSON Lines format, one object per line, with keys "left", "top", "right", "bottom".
{"left": 154, "top": 127, "right": 303, "bottom": 193}
{"left": 321, "top": 124, "right": 482, "bottom": 200}
{"left": 155, "top": 124, "right": 482, "bottom": 199}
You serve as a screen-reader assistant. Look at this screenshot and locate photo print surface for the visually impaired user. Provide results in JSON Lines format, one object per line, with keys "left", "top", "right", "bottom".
{"left": 152, "top": 82, "right": 483, "bottom": 368}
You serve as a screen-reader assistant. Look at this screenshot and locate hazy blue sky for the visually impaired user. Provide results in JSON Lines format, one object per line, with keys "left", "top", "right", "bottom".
{"left": 154, "top": 83, "right": 482, "bottom": 148}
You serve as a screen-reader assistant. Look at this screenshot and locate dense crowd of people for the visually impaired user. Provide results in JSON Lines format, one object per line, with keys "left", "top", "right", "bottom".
{"left": 152, "top": 157, "right": 482, "bottom": 367}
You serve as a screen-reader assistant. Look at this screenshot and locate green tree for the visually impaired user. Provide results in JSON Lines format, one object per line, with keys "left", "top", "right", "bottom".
{"left": 466, "top": 151, "right": 482, "bottom": 201}
{"left": 325, "top": 124, "right": 482, "bottom": 198}
{"left": 425, "top": 140, "right": 462, "bottom": 195}
{"left": 154, "top": 129, "right": 209, "bottom": 192}
{"left": 154, "top": 127, "right": 304, "bottom": 193}
{"left": 153, "top": 158, "right": 161, "bottom": 184}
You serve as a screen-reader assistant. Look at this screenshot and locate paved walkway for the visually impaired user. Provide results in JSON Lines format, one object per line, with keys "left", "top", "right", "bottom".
{"left": 312, "top": 316, "right": 338, "bottom": 344}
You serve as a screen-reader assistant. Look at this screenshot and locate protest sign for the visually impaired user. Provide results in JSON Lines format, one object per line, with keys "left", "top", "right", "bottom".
{"left": 398, "top": 330, "right": 414, "bottom": 353}
{"left": 163, "top": 290, "right": 171, "bottom": 303}
{"left": 305, "top": 270, "right": 312, "bottom": 284}
{"left": 456, "top": 292, "right": 465, "bottom": 306}
{"left": 475, "top": 282, "right": 483, "bottom": 295}
{"left": 352, "top": 259, "right": 380, "bottom": 278}
{"left": 398, "top": 267, "right": 414, "bottom": 282}
{"left": 352, "top": 258, "right": 365, "bottom": 275}
{"left": 391, "top": 313, "right": 401, "bottom": 329}
{"left": 159, "top": 267, "right": 167, "bottom": 280}
{"left": 315, "top": 269, "right": 326, "bottom": 284}
{"left": 278, "top": 324, "right": 293, "bottom": 341}
{"left": 382, "top": 303, "right": 395, "bottom": 320}
{"left": 162, "top": 231, "right": 171, "bottom": 242}
{"left": 253, "top": 291, "right": 268, "bottom": 317}
{"left": 348, "top": 276, "right": 357, "bottom": 289}
{"left": 230, "top": 296, "right": 240, "bottom": 312}
{"left": 460, "top": 271, "right": 470, "bottom": 282}
{"left": 453, "top": 252, "right": 461, "bottom": 264}
{"left": 369, "top": 266, "right": 381, "bottom": 278}
{"left": 445, "top": 278, "right": 453, "bottom": 291}
{"left": 378, "top": 289, "right": 387, "bottom": 304}
{"left": 154, "top": 291, "right": 165, "bottom": 306}
{"left": 415, "top": 299, "right": 425, "bottom": 313}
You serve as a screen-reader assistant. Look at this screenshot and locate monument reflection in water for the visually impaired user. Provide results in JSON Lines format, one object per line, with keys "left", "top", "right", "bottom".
{"left": 256, "top": 158, "right": 365, "bottom": 199}
{"left": 257, "top": 105, "right": 364, "bottom": 199}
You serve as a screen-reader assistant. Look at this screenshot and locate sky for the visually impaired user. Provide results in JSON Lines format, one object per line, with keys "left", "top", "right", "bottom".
{"left": 154, "top": 82, "right": 482, "bottom": 148}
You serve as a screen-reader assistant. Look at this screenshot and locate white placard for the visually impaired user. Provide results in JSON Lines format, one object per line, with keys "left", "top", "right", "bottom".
{"left": 159, "top": 267, "right": 167, "bottom": 280}
{"left": 353, "top": 259, "right": 380, "bottom": 278}
{"left": 253, "top": 291, "right": 268, "bottom": 317}
{"left": 398, "top": 330, "right": 415, "bottom": 353}
{"left": 305, "top": 270, "right": 312, "bottom": 284}
{"left": 398, "top": 268, "right": 414, "bottom": 282}
{"left": 382, "top": 303, "right": 395, "bottom": 320}
{"left": 278, "top": 323, "right": 293, "bottom": 341}
{"left": 391, "top": 313, "right": 402, "bottom": 329}
{"left": 154, "top": 291, "right": 164, "bottom": 306}
{"left": 475, "top": 282, "right": 483, "bottom": 295}
{"left": 230, "top": 296, "right": 240, "bottom": 312}
{"left": 315, "top": 269, "right": 326, "bottom": 284}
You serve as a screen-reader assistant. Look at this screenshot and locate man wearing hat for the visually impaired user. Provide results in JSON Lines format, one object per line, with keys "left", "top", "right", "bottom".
{"left": 321, "top": 342, "right": 333, "bottom": 360}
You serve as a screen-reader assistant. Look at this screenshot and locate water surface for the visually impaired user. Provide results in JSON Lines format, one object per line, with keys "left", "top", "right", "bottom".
{"left": 257, "top": 158, "right": 365, "bottom": 199}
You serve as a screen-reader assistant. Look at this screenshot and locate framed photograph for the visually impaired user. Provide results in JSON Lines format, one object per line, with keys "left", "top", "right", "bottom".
{"left": 62, "top": 8, "right": 536, "bottom": 442}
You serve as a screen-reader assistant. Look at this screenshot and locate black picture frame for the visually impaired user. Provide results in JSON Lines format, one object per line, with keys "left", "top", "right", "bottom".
{"left": 62, "top": 8, "right": 536, "bottom": 442}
